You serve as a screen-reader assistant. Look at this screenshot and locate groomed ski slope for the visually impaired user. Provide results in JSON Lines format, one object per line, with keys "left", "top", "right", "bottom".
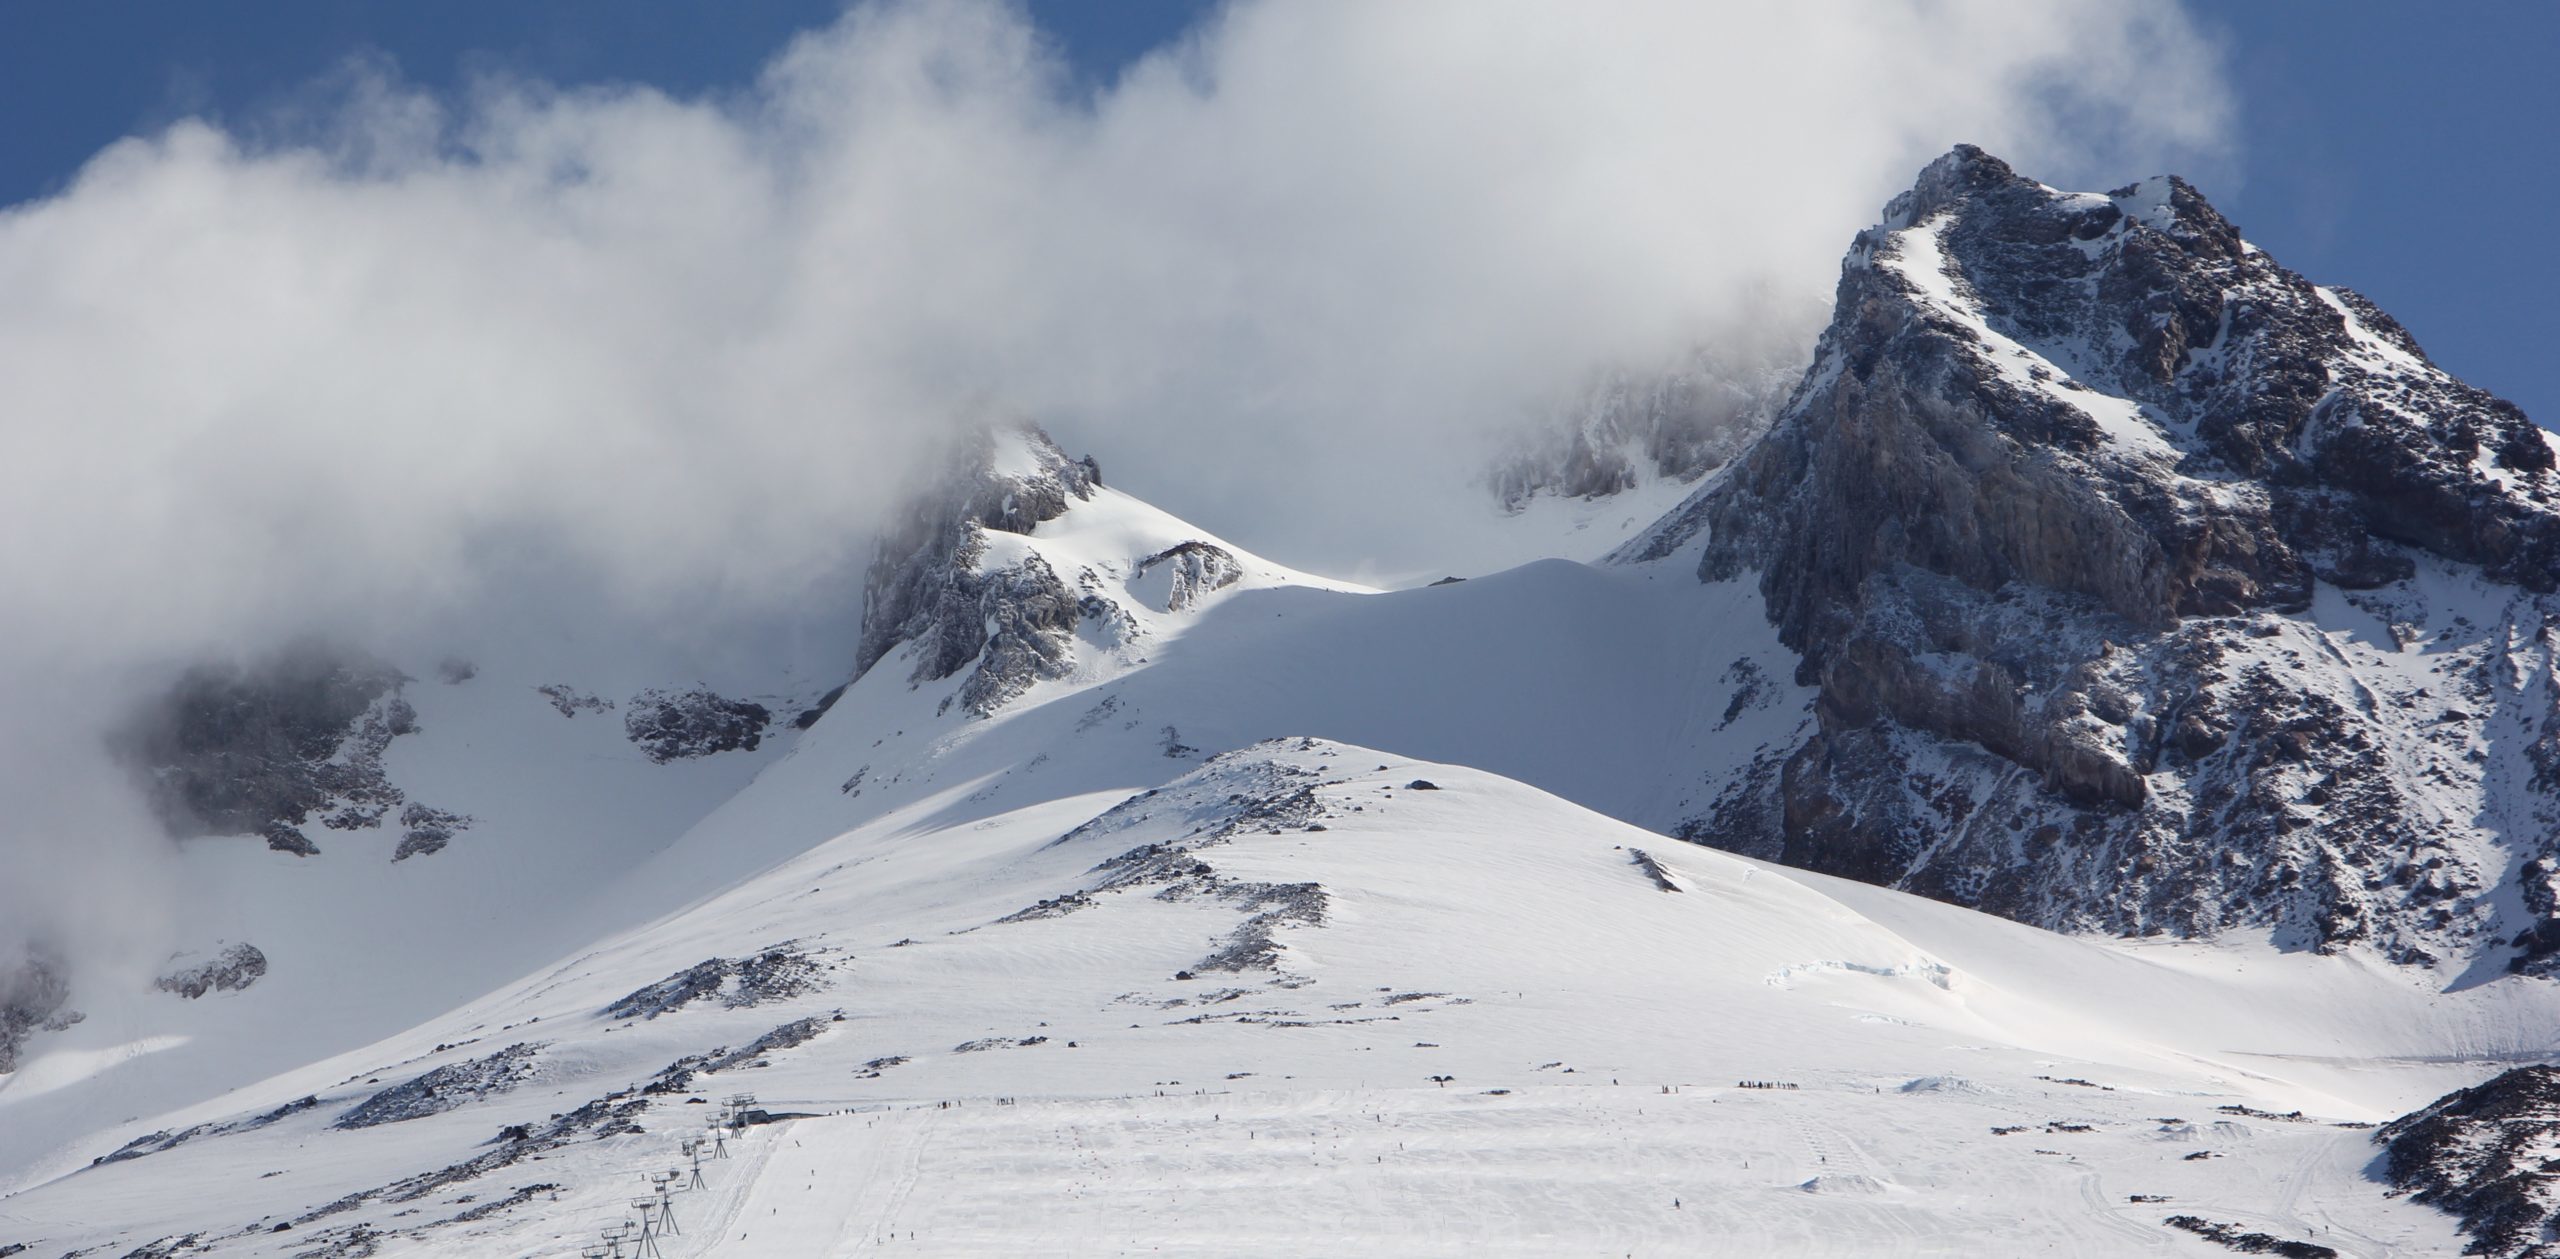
{"left": 6, "top": 739, "right": 2548, "bottom": 1255}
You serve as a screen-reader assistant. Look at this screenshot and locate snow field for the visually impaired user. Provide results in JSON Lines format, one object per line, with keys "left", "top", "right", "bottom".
{"left": 4, "top": 744, "right": 2524, "bottom": 1254}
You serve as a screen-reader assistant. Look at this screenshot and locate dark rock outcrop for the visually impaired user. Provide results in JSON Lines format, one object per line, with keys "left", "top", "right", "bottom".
{"left": 534, "top": 684, "right": 611, "bottom": 717}
{"left": 93, "top": 1094, "right": 319, "bottom": 1167}
{"left": 792, "top": 682, "right": 849, "bottom": 730}
{"left": 155, "top": 942, "right": 268, "bottom": 999}
{"left": 643, "top": 1016, "right": 832, "bottom": 1095}
{"left": 622, "top": 688, "right": 771, "bottom": 763}
{"left": 2378, "top": 1066, "right": 2560, "bottom": 1257}
{"left": 334, "top": 1043, "right": 542, "bottom": 1129}
{"left": 114, "top": 641, "right": 418, "bottom": 854}
{"left": 392, "top": 804, "right": 471, "bottom": 861}
{"left": 0, "top": 947, "right": 80, "bottom": 1074}
{"left": 1039, "top": 745, "right": 1335, "bottom": 974}
{"left": 602, "top": 947, "right": 830, "bottom": 1021}
{"left": 2161, "top": 1216, "right": 2336, "bottom": 1258}
{"left": 850, "top": 425, "right": 1117, "bottom": 717}
{"left": 1659, "top": 146, "right": 2560, "bottom": 964}
{"left": 1136, "top": 541, "right": 1244, "bottom": 613}
{"left": 287, "top": 1088, "right": 645, "bottom": 1236}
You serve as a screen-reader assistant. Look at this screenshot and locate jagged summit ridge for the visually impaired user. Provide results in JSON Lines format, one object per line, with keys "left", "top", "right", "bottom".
{"left": 855, "top": 422, "right": 1105, "bottom": 711}
{"left": 1703, "top": 143, "right": 2557, "bottom": 637}
{"left": 845, "top": 422, "right": 1347, "bottom": 720}
{"left": 1652, "top": 145, "right": 2560, "bottom": 968}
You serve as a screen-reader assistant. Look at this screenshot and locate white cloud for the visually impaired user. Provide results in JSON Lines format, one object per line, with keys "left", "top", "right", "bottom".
{"left": 0, "top": 0, "right": 2228, "bottom": 972}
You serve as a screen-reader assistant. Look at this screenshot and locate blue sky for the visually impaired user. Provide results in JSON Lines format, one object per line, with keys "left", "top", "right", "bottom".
{"left": 0, "top": 0, "right": 2550, "bottom": 425}
{"left": 0, "top": 1, "right": 1200, "bottom": 203}
{"left": 2198, "top": 3, "right": 2559, "bottom": 430}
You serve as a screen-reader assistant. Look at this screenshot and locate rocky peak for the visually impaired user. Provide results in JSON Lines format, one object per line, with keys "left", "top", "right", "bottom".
{"left": 0, "top": 946, "right": 79, "bottom": 1075}
{"left": 1714, "top": 145, "right": 2555, "bottom": 645}
{"left": 849, "top": 424, "right": 1109, "bottom": 718}
{"left": 854, "top": 425, "right": 1101, "bottom": 681}
{"left": 1663, "top": 146, "right": 2560, "bottom": 968}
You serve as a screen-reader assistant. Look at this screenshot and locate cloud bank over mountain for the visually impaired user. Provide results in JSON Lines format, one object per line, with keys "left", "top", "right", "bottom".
{"left": 0, "top": 0, "right": 2228, "bottom": 976}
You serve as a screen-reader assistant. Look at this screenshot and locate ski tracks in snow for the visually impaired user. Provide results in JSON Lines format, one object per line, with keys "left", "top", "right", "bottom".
{"left": 695, "top": 1106, "right": 938, "bottom": 1254}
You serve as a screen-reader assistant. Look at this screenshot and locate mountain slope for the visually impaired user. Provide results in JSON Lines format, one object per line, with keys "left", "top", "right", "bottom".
{"left": 5, "top": 739, "right": 2536, "bottom": 1256}
{"left": 3, "top": 415, "right": 2551, "bottom": 1253}
{"left": 2378, "top": 1066, "right": 2560, "bottom": 1258}
{"left": 8, "top": 149, "right": 2560, "bottom": 1254}
{"left": 0, "top": 423, "right": 1816, "bottom": 1194}
{"left": 0, "top": 609, "right": 861, "bottom": 1178}
{"left": 1640, "top": 145, "right": 2560, "bottom": 972}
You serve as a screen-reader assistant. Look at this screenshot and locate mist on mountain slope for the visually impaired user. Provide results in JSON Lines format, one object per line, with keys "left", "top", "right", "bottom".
{"left": 0, "top": 0, "right": 2229, "bottom": 995}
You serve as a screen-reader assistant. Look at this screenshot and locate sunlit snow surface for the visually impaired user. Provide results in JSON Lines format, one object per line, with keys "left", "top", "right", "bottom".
{"left": 1, "top": 445, "right": 2550, "bottom": 1255}
{"left": 0, "top": 741, "right": 2518, "bottom": 1256}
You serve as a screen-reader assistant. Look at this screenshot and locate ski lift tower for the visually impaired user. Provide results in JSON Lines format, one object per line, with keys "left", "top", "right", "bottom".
{"left": 651, "top": 1171, "right": 685, "bottom": 1235}
{"left": 626, "top": 1199, "right": 666, "bottom": 1259}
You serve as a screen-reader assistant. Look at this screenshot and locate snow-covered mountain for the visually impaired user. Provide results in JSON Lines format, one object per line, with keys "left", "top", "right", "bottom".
{"left": 1638, "top": 145, "right": 2560, "bottom": 974}
{"left": 10, "top": 733, "right": 2553, "bottom": 1256}
{"left": 5, "top": 147, "right": 2560, "bottom": 1256}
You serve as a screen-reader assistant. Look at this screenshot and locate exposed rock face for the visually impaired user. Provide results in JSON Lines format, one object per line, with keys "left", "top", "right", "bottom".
{"left": 601, "top": 946, "right": 830, "bottom": 1021}
{"left": 294, "top": 1087, "right": 642, "bottom": 1237}
{"left": 1661, "top": 146, "right": 2560, "bottom": 966}
{"left": 1492, "top": 349, "right": 1801, "bottom": 509}
{"left": 154, "top": 942, "right": 269, "bottom": 999}
{"left": 2161, "top": 1216, "right": 2336, "bottom": 1258}
{"left": 333, "top": 1043, "right": 542, "bottom": 1129}
{"left": 645, "top": 1016, "right": 831, "bottom": 1094}
{"left": 534, "top": 684, "right": 611, "bottom": 717}
{"left": 2378, "top": 1066, "right": 2560, "bottom": 1257}
{"left": 114, "top": 641, "right": 421, "bottom": 855}
{"left": 93, "top": 1094, "right": 318, "bottom": 1166}
{"left": 622, "top": 688, "right": 772, "bottom": 763}
{"left": 393, "top": 804, "right": 471, "bottom": 861}
{"left": 1038, "top": 743, "right": 1335, "bottom": 976}
{"left": 851, "top": 425, "right": 1111, "bottom": 717}
{"left": 1136, "top": 541, "right": 1243, "bottom": 613}
{"left": 0, "top": 948, "right": 81, "bottom": 1074}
